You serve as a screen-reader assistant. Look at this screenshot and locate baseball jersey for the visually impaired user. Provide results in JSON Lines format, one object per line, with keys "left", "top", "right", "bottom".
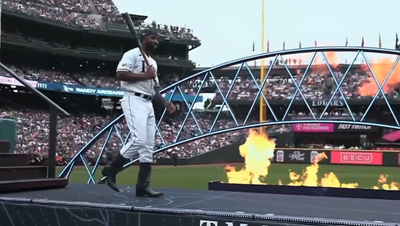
{"left": 116, "top": 47, "right": 159, "bottom": 96}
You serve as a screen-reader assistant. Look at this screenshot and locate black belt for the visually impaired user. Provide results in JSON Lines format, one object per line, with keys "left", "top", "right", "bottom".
{"left": 133, "top": 92, "right": 153, "bottom": 101}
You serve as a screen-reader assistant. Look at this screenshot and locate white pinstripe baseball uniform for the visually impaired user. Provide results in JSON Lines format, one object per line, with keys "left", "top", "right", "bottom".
{"left": 116, "top": 47, "right": 159, "bottom": 163}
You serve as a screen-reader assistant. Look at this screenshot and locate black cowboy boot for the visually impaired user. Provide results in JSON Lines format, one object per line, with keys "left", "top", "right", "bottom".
{"left": 136, "top": 163, "right": 163, "bottom": 197}
{"left": 102, "top": 153, "right": 128, "bottom": 192}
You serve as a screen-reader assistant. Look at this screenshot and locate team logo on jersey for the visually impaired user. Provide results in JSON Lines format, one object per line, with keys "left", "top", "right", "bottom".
{"left": 121, "top": 63, "right": 133, "bottom": 69}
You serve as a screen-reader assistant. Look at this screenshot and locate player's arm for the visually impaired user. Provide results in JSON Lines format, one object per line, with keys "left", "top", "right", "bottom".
{"left": 152, "top": 86, "right": 175, "bottom": 124}
{"left": 153, "top": 86, "right": 175, "bottom": 112}
{"left": 117, "top": 71, "right": 150, "bottom": 81}
{"left": 116, "top": 52, "right": 154, "bottom": 81}
{"left": 151, "top": 67, "right": 168, "bottom": 107}
{"left": 152, "top": 87, "right": 168, "bottom": 107}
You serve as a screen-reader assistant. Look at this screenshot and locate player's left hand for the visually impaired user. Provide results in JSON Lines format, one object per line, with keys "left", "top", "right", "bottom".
{"left": 165, "top": 101, "right": 176, "bottom": 114}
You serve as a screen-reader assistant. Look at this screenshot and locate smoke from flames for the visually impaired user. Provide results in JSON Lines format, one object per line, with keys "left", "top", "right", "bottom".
{"left": 311, "top": 52, "right": 340, "bottom": 74}
{"left": 297, "top": 48, "right": 400, "bottom": 96}
{"left": 358, "top": 58, "right": 400, "bottom": 96}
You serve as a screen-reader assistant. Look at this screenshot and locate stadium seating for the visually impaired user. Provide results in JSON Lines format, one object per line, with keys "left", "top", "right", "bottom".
{"left": 2, "top": 0, "right": 199, "bottom": 41}
{"left": 0, "top": 62, "right": 390, "bottom": 161}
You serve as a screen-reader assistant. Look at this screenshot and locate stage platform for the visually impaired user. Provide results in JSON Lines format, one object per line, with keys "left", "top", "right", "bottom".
{"left": 0, "top": 184, "right": 398, "bottom": 226}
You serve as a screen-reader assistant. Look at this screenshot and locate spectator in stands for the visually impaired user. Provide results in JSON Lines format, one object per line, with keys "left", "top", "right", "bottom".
{"left": 2, "top": 0, "right": 199, "bottom": 40}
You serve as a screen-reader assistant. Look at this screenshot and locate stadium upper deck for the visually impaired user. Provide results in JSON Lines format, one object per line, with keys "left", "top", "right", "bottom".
{"left": 2, "top": 0, "right": 200, "bottom": 45}
{"left": 2, "top": 0, "right": 201, "bottom": 72}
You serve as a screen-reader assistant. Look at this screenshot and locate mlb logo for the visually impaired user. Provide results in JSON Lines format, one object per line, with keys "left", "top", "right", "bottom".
{"left": 310, "top": 151, "right": 319, "bottom": 163}
{"left": 276, "top": 150, "right": 284, "bottom": 162}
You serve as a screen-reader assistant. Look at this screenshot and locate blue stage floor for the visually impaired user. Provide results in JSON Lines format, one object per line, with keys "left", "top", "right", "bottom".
{"left": 0, "top": 183, "right": 399, "bottom": 223}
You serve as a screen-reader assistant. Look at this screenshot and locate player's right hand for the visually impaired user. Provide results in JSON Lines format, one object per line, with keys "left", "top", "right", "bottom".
{"left": 144, "top": 69, "right": 157, "bottom": 80}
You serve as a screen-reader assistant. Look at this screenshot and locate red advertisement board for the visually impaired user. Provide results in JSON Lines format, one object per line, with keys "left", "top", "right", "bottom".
{"left": 331, "top": 151, "right": 382, "bottom": 165}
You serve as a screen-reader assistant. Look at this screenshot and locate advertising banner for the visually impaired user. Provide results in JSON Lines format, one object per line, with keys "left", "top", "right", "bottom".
{"left": 36, "top": 82, "right": 128, "bottom": 97}
{"left": 292, "top": 123, "right": 334, "bottom": 133}
{"left": 274, "top": 149, "right": 320, "bottom": 164}
{"left": 0, "top": 76, "right": 37, "bottom": 87}
{"left": 0, "top": 79, "right": 202, "bottom": 102}
{"left": 334, "top": 124, "right": 377, "bottom": 133}
{"left": 330, "top": 151, "right": 383, "bottom": 165}
{"left": 271, "top": 148, "right": 398, "bottom": 166}
{"left": 382, "top": 130, "right": 400, "bottom": 142}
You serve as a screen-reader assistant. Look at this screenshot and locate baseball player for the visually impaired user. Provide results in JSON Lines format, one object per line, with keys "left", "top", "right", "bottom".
{"left": 102, "top": 30, "right": 176, "bottom": 197}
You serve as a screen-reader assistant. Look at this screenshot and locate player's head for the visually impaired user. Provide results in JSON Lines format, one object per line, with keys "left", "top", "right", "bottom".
{"left": 140, "top": 30, "right": 159, "bottom": 52}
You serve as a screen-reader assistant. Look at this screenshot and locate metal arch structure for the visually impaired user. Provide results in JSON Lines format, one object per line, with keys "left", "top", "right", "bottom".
{"left": 59, "top": 46, "right": 400, "bottom": 184}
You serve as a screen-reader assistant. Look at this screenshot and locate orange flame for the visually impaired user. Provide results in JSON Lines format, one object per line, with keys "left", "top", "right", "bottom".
{"left": 225, "top": 130, "right": 275, "bottom": 184}
{"left": 225, "top": 130, "right": 399, "bottom": 190}
{"left": 373, "top": 174, "right": 399, "bottom": 190}
{"left": 358, "top": 58, "right": 400, "bottom": 96}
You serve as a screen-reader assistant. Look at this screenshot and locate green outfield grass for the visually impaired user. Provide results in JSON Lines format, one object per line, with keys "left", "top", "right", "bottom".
{"left": 58, "top": 164, "right": 400, "bottom": 190}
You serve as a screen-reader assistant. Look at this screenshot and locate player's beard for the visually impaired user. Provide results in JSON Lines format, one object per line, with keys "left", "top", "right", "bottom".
{"left": 146, "top": 42, "right": 158, "bottom": 53}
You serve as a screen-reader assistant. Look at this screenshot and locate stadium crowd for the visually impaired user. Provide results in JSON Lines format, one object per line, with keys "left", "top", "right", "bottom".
{"left": 2, "top": 0, "right": 198, "bottom": 41}
{"left": 213, "top": 71, "right": 400, "bottom": 101}
{"left": 0, "top": 99, "right": 356, "bottom": 161}
{"left": 0, "top": 107, "right": 266, "bottom": 160}
{"left": 3, "top": 64, "right": 399, "bottom": 101}
{"left": 0, "top": 63, "right": 388, "bottom": 160}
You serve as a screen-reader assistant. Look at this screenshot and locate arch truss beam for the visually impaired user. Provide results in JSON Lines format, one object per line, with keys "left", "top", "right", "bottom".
{"left": 58, "top": 47, "right": 400, "bottom": 184}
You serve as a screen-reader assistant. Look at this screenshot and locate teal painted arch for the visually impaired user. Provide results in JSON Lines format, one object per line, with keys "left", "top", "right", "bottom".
{"left": 58, "top": 46, "right": 400, "bottom": 183}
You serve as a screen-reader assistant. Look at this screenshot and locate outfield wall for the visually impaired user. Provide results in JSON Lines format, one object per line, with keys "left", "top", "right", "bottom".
{"left": 154, "top": 140, "right": 244, "bottom": 165}
{"left": 155, "top": 145, "right": 400, "bottom": 167}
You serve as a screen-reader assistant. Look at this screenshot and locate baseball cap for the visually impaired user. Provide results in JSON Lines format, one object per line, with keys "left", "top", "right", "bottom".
{"left": 141, "top": 30, "right": 159, "bottom": 39}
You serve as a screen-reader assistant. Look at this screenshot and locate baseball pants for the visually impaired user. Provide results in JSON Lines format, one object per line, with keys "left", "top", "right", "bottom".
{"left": 120, "top": 93, "right": 156, "bottom": 163}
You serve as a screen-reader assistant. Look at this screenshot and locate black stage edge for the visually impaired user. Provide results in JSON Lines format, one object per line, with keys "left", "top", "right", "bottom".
{"left": 208, "top": 181, "right": 400, "bottom": 200}
{"left": 0, "top": 184, "right": 399, "bottom": 226}
{"left": 0, "top": 178, "right": 68, "bottom": 193}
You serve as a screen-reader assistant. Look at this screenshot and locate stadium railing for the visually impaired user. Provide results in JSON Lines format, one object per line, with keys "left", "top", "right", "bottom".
{"left": 0, "top": 63, "right": 70, "bottom": 177}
